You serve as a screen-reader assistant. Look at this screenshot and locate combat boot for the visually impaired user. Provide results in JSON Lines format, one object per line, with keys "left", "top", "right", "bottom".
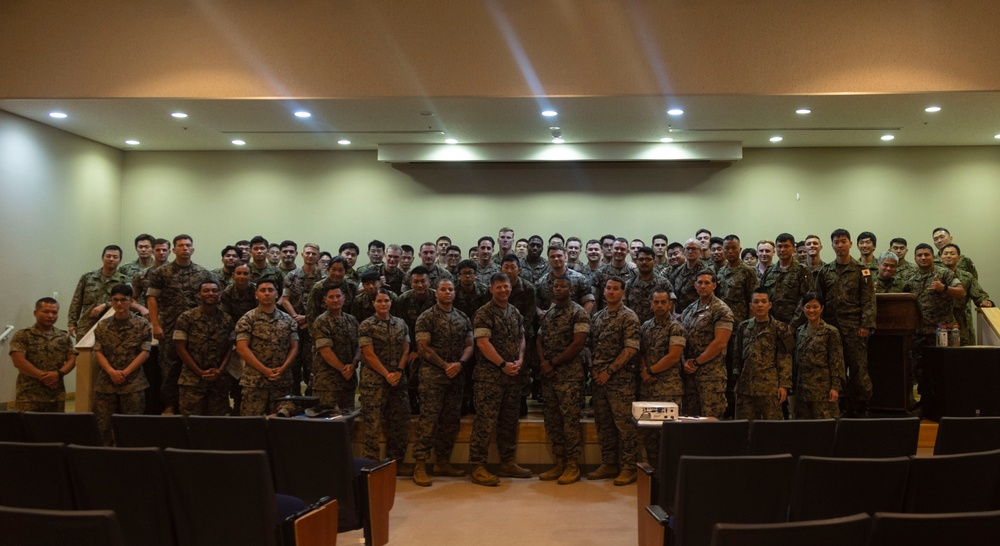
{"left": 538, "top": 458, "right": 566, "bottom": 481}
{"left": 613, "top": 469, "right": 637, "bottom": 486}
{"left": 558, "top": 458, "right": 580, "bottom": 485}
{"left": 471, "top": 465, "right": 500, "bottom": 486}
{"left": 412, "top": 462, "right": 432, "bottom": 487}
{"left": 498, "top": 460, "right": 533, "bottom": 478}
{"left": 396, "top": 461, "right": 414, "bottom": 477}
{"left": 587, "top": 463, "right": 619, "bottom": 480}
{"left": 433, "top": 457, "right": 466, "bottom": 477}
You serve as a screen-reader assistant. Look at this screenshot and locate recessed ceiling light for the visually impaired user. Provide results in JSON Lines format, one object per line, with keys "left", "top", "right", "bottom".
{"left": 445, "top": 138, "right": 458, "bottom": 144}
{"left": 925, "top": 106, "right": 941, "bottom": 113}
{"left": 48, "top": 112, "right": 67, "bottom": 119}
{"left": 551, "top": 137, "right": 565, "bottom": 144}
{"left": 124, "top": 140, "right": 140, "bottom": 146}
{"left": 667, "top": 109, "right": 684, "bottom": 116}
{"left": 881, "top": 135, "right": 895, "bottom": 141}
{"left": 541, "top": 110, "right": 558, "bottom": 117}
{"left": 294, "top": 111, "right": 311, "bottom": 118}
{"left": 994, "top": 134, "right": 1000, "bottom": 139}
{"left": 171, "top": 112, "right": 188, "bottom": 119}
{"left": 337, "top": 139, "right": 351, "bottom": 145}
{"left": 796, "top": 108, "right": 812, "bottom": 115}
{"left": 659, "top": 137, "right": 674, "bottom": 143}
{"left": 769, "top": 136, "right": 783, "bottom": 143}
{"left": 231, "top": 139, "right": 246, "bottom": 146}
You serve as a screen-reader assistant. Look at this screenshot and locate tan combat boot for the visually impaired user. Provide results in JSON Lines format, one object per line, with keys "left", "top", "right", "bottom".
{"left": 471, "top": 465, "right": 500, "bottom": 486}
{"left": 586, "top": 463, "right": 619, "bottom": 480}
{"left": 498, "top": 460, "right": 533, "bottom": 478}
{"left": 412, "top": 462, "right": 432, "bottom": 487}
{"left": 433, "top": 457, "right": 466, "bottom": 477}
{"left": 538, "top": 458, "right": 566, "bottom": 481}
{"left": 613, "top": 468, "right": 637, "bottom": 486}
{"left": 558, "top": 458, "right": 580, "bottom": 485}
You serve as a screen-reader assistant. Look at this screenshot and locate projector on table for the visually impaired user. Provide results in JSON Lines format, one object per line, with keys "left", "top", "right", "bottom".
{"left": 632, "top": 401, "right": 679, "bottom": 427}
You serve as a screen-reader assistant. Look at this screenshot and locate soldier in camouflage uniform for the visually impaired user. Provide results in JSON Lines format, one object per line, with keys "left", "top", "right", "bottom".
{"left": 355, "top": 240, "right": 386, "bottom": 277}
{"left": 626, "top": 247, "right": 675, "bottom": 326}
{"left": 381, "top": 244, "right": 407, "bottom": 295}
{"left": 794, "top": 293, "right": 845, "bottom": 419}
{"left": 469, "top": 273, "right": 530, "bottom": 486}
{"left": 909, "top": 244, "right": 965, "bottom": 387}
{"left": 247, "top": 236, "right": 284, "bottom": 293}
{"left": 147, "top": 234, "right": 217, "bottom": 413}
{"left": 536, "top": 246, "right": 595, "bottom": 314}
{"left": 403, "top": 243, "right": 453, "bottom": 291}
{"left": 874, "top": 252, "right": 909, "bottom": 294}
{"left": 592, "top": 238, "right": 637, "bottom": 312}
{"left": 173, "top": 280, "right": 234, "bottom": 416}
{"left": 732, "top": 289, "right": 793, "bottom": 421}
{"left": 279, "top": 243, "right": 325, "bottom": 393}
{"left": 93, "top": 284, "right": 152, "bottom": 445}
{"left": 679, "top": 271, "right": 735, "bottom": 420}
{"left": 814, "top": 229, "right": 876, "bottom": 417}
{"left": 637, "top": 288, "right": 685, "bottom": 465}
{"left": 411, "top": 279, "right": 474, "bottom": 486}
{"left": 339, "top": 242, "right": 362, "bottom": 285}
{"left": 396, "top": 266, "right": 437, "bottom": 415}
{"left": 131, "top": 238, "right": 170, "bottom": 306}
{"left": 352, "top": 269, "right": 398, "bottom": 324}
{"left": 889, "top": 238, "right": 918, "bottom": 281}
{"left": 474, "top": 237, "right": 501, "bottom": 287}
{"left": 672, "top": 239, "right": 711, "bottom": 315}
{"left": 932, "top": 228, "right": 978, "bottom": 280}
{"left": 856, "top": 231, "right": 879, "bottom": 275}
{"left": 500, "top": 255, "right": 539, "bottom": 412}
{"left": 520, "top": 236, "right": 551, "bottom": 285}
{"left": 716, "top": 236, "right": 758, "bottom": 325}
{"left": 118, "top": 234, "right": 155, "bottom": 282}
{"left": 940, "top": 243, "right": 994, "bottom": 346}
{"left": 68, "top": 245, "right": 131, "bottom": 339}
{"left": 358, "top": 290, "right": 412, "bottom": 469}
{"left": 10, "top": 297, "right": 76, "bottom": 412}
{"left": 761, "top": 233, "right": 814, "bottom": 330}
{"left": 235, "top": 279, "right": 299, "bottom": 416}
{"left": 311, "top": 284, "right": 360, "bottom": 410}
{"left": 306, "top": 257, "right": 358, "bottom": 324}
{"left": 536, "top": 277, "right": 590, "bottom": 484}
{"left": 212, "top": 245, "right": 241, "bottom": 287}
{"left": 588, "top": 276, "right": 641, "bottom": 486}
{"left": 454, "top": 260, "right": 488, "bottom": 414}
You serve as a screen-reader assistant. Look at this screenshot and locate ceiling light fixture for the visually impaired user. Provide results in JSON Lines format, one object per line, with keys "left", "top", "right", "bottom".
{"left": 770, "top": 136, "right": 783, "bottom": 143}
{"left": 925, "top": 106, "right": 941, "bottom": 113}
{"left": 337, "top": 139, "right": 351, "bottom": 145}
{"left": 551, "top": 137, "right": 565, "bottom": 144}
{"left": 994, "top": 134, "right": 1000, "bottom": 139}
{"left": 171, "top": 112, "right": 188, "bottom": 118}
{"left": 231, "top": 139, "right": 246, "bottom": 146}
{"left": 881, "top": 135, "right": 895, "bottom": 141}
{"left": 542, "top": 110, "right": 558, "bottom": 117}
{"left": 667, "top": 108, "right": 684, "bottom": 116}
{"left": 796, "top": 108, "right": 812, "bottom": 114}
{"left": 48, "top": 112, "right": 67, "bottom": 119}
{"left": 294, "top": 111, "right": 311, "bottom": 118}
{"left": 124, "top": 140, "right": 140, "bottom": 146}
{"left": 445, "top": 138, "right": 458, "bottom": 144}
{"left": 659, "top": 137, "right": 674, "bottom": 143}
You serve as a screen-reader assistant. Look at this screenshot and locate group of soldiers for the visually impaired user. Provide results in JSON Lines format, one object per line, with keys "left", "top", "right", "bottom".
{"left": 9, "top": 225, "right": 992, "bottom": 486}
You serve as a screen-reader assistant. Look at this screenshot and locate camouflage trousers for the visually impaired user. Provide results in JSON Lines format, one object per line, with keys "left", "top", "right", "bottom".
{"left": 637, "top": 381, "right": 682, "bottom": 465}
{"left": 14, "top": 400, "right": 64, "bottom": 412}
{"left": 795, "top": 399, "right": 840, "bottom": 420}
{"left": 291, "top": 328, "right": 312, "bottom": 394}
{"left": 736, "top": 393, "right": 784, "bottom": 422}
{"left": 541, "top": 379, "right": 584, "bottom": 460}
{"left": 839, "top": 327, "right": 873, "bottom": 403}
{"left": 313, "top": 386, "right": 357, "bottom": 411}
{"left": 159, "top": 335, "right": 182, "bottom": 410}
{"left": 592, "top": 373, "right": 638, "bottom": 471}
{"left": 94, "top": 391, "right": 145, "bottom": 446}
{"left": 359, "top": 370, "right": 412, "bottom": 462}
{"left": 178, "top": 376, "right": 232, "bottom": 416}
{"left": 469, "top": 377, "right": 522, "bottom": 465}
{"left": 683, "top": 375, "right": 727, "bottom": 419}
{"left": 412, "top": 375, "right": 464, "bottom": 463}
{"left": 240, "top": 384, "right": 295, "bottom": 416}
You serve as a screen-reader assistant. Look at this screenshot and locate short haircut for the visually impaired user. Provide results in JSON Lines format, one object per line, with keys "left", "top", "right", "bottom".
{"left": 878, "top": 252, "right": 898, "bottom": 264}
{"left": 102, "top": 244, "right": 123, "bottom": 257}
{"left": 890, "top": 237, "right": 908, "bottom": 247}
{"left": 249, "top": 235, "right": 268, "bottom": 247}
{"left": 801, "top": 292, "right": 824, "bottom": 307}
{"left": 478, "top": 236, "right": 495, "bottom": 247}
{"left": 830, "top": 228, "right": 851, "bottom": 241}
{"left": 502, "top": 254, "right": 521, "bottom": 266}
{"left": 499, "top": 227, "right": 514, "bottom": 236}
{"left": 235, "top": 239, "right": 250, "bottom": 247}
{"left": 303, "top": 243, "right": 320, "bottom": 252}
{"left": 586, "top": 239, "right": 600, "bottom": 247}
{"left": 614, "top": 237, "right": 628, "bottom": 245}
{"left": 436, "top": 236, "right": 452, "bottom": 245}
{"left": 932, "top": 227, "right": 950, "bottom": 236}
{"left": 529, "top": 235, "right": 544, "bottom": 243}
{"left": 696, "top": 270, "right": 718, "bottom": 283}
{"left": 446, "top": 244, "right": 461, "bottom": 254}
{"left": 268, "top": 243, "right": 280, "bottom": 250}
{"left": 221, "top": 245, "right": 240, "bottom": 258}
{"left": 752, "top": 287, "right": 770, "bottom": 298}
{"left": 328, "top": 256, "right": 347, "bottom": 269}
{"left": 605, "top": 276, "right": 626, "bottom": 290}
{"left": 741, "top": 248, "right": 757, "bottom": 259}
{"left": 637, "top": 246, "right": 655, "bottom": 258}
{"left": 367, "top": 239, "right": 385, "bottom": 251}
{"left": 360, "top": 270, "right": 381, "bottom": 283}
{"left": 199, "top": 279, "right": 220, "bottom": 291}
{"left": 400, "top": 245, "right": 414, "bottom": 253}
{"left": 516, "top": 238, "right": 529, "bottom": 245}
{"left": 110, "top": 284, "right": 132, "bottom": 298}
{"left": 386, "top": 244, "right": 401, "bottom": 253}
{"left": 280, "top": 240, "right": 297, "bottom": 250}
{"left": 667, "top": 242, "right": 684, "bottom": 251}
{"left": 915, "top": 243, "right": 934, "bottom": 254}
{"left": 757, "top": 239, "right": 775, "bottom": 249}
{"left": 651, "top": 287, "right": 676, "bottom": 301}
{"left": 547, "top": 245, "right": 565, "bottom": 256}
{"left": 709, "top": 236, "right": 724, "bottom": 247}
{"left": 696, "top": 228, "right": 712, "bottom": 237}
{"left": 857, "top": 231, "right": 876, "bottom": 245}
{"left": 410, "top": 266, "right": 430, "bottom": 276}
{"left": 775, "top": 233, "right": 795, "bottom": 245}
{"left": 796, "top": 240, "right": 805, "bottom": 249}
{"left": 324, "top": 284, "right": 344, "bottom": 298}
{"left": 419, "top": 242, "right": 436, "bottom": 251}
{"left": 941, "top": 243, "right": 961, "bottom": 255}
{"left": 173, "top": 234, "right": 193, "bottom": 246}
{"left": 652, "top": 234, "right": 668, "bottom": 244}
{"left": 490, "top": 272, "right": 511, "bottom": 286}
{"left": 339, "top": 242, "right": 360, "bottom": 254}
{"left": 723, "top": 234, "right": 740, "bottom": 243}
{"left": 154, "top": 238, "right": 170, "bottom": 248}
{"left": 318, "top": 251, "right": 333, "bottom": 261}
{"left": 133, "top": 233, "right": 155, "bottom": 247}
{"left": 257, "top": 278, "right": 277, "bottom": 290}
{"left": 805, "top": 234, "right": 821, "bottom": 242}
{"left": 549, "top": 232, "right": 564, "bottom": 242}
{"left": 35, "top": 297, "right": 58, "bottom": 309}
{"left": 601, "top": 234, "right": 615, "bottom": 243}
{"left": 567, "top": 236, "right": 582, "bottom": 245}
{"left": 456, "top": 259, "right": 478, "bottom": 273}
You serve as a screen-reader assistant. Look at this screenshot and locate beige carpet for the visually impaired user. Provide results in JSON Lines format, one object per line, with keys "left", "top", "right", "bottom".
{"left": 340, "top": 475, "right": 637, "bottom": 546}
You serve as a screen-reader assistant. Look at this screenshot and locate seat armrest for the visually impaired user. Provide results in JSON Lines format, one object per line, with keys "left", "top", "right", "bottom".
{"left": 647, "top": 505, "right": 670, "bottom": 526}
{"left": 637, "top": 462, "right": 655, "bottom": 476}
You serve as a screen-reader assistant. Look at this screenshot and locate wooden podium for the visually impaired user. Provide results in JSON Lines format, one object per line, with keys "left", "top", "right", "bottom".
{"left": 867, "top": 293, "right": 920, "bottom": 412}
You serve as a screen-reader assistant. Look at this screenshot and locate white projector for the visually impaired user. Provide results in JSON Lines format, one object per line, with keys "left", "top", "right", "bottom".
{"left": 632, "top": 401, "right": 679, "bottom": 427}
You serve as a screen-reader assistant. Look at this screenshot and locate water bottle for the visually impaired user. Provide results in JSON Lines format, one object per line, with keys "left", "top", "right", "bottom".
{"left": 949, "top": 324, "right": 961, "bottom": 347}
{"left": 936, "top": 324, "right": 948, "bottom": 346}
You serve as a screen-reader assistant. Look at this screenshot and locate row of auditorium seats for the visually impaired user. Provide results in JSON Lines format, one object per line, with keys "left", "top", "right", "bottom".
{"left": 642, "top": 452, "right": 1000, "bottom": 546}
{"left": 0, "top": 412, "right": 395, "bottom": 546}
{"left": 0, "top": 443, "right": 337, "bottom": 546}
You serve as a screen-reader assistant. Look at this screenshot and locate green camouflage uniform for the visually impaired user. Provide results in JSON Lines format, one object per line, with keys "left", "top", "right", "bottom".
{"left": 794, "top": 321, "right": 845, "bottom": 419}
{"left": 282, "top": 265, "right": 326, "bottom": 391}
{"left": 474, "top": 262, "right": 501, "bottom": 287}
{"left": 592, "top": 263, "right": 637, "bottom": 311}
{"left": 310, "top": 310, "right": 360, "bottom": 409}
{"left": 358, "top": 315, "right": 411, "bottom": 461}
{"left": 221, "top": 282, "right": 257, "bottom": 324}
{"left": 10, "top": 326, "right": 75, "bottom": 412}
{"left": 716, "top": 262, "right": 758, "bottom": 325}
{"left": 413, "top": 305, "right": 473, "bottom": 463}
{"left": 953, "top": 269, "right": 992, "bottom": 346}
{"left": 760, "top": 262, "right": 814, "bottom": 329}
{"left": 536, "top": 269, "right": 595, "bottom": 312}
{"left": 94, "top": 314, "right": 152, "bottom": 444}
{"left": 454, "top": 283, "right": 489, "bottom": 322}
{"left": 815, "top": 258, "right": 876, "bottom": 404}
{"left": 732, "top": 318, "right": 792, "bottom": 421}
{"left": 211, "top": 267, "right": 234, "bottom": 288}
{"left": 680, "top": 296, "right": 735, "bottom": 419}
{"left": 537, "top": 301, "right": 590, "bottom": 461}
{"left": 396, "top": 288, "right": 438, "bottom": 409}
{"left": 235, "top": 307, "right": 298, "bottom": 415}
{"left": 403, "top": 264, "right": 453, "bottom": 291}
{"left": 638, "top": 316, "right": 685, "bottom": 463}
{"left": 351, "top": 290, "right": 399, "bottom": 325}
{"left": 118, "top": 259, "right": 152, "bottom": 282}
{"left": 68, "top": 268, "right": 131, "bottom": 335}
{"left": 469, "top": 300, "right": 525, "bottom": 466}
{"left": 248, "top": 262, "right": 283, "bottom": 293}
{"left": 173, "top": 307, "right": 234, "bottom": 416}
{"left": 874, "top": 275, "right": 908, "bottom": 294}
{"left": 509, "top": 277, "right": 539, "bottom": 399}
{"left": 908, "top": 265, "right": 963, "bottom": 387}
{"left": 590, "top": 305, "right": 641, "bottom": 471}
{"left": 625, "top": 275, "right": 676, "bottom": 326}
{"left": 671, "top": 262, "right": 710, "bottom": 315}
{"left": 306, "top": 278, "right": 357, "bottom": 324}
{"left": 382, "top": 267, "right": 406, "bottom": 295}
{"left": 935, "top": 255, "right": 978, "bottom": 280}
{"left": 895, "top": 259, "right": 918, "bottom": 281}
{"left": 519, "top": 257, "right": 551, "bottom": 285}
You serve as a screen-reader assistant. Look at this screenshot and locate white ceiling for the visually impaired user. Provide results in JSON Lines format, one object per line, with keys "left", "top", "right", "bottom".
{"left": 2, "top": 91, "right": 999, "bottom": 152}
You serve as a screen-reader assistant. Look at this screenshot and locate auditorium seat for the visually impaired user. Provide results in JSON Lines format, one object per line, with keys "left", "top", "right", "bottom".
{"left": 904, "top": 449, "right": 1000, "bottom": 513}
{"left": 869, "top": 510, "right": 1000, "bottom": 546}
{"left": 833, "top": 417, "right": 919, "bottom": 458}
{"left": 0, "top": 410, "right": 27, "bottom": 442}
{"left": 187, "top": 415, "right": 269, "bottom": 451}
{"left": 747, "top": 418, "right": 836, "bottom": 458}
{"left": 21, "top": 411, "right": 102, "bottom": 446}
{"left": 789, "top": 456, "right": 910, "bottom": 521}
{"left": 112, "top": 414, "right": 190, "bottom": 449}
{"left": 710, "top": 513, "right": 871, "bottom": 546}
{"left": 0, "top": 505, "right": 125, "bottom": 546}
{"left": 933, "top": 416, "right": 1000, "bottom": 455}
{"left": 0, "top": 441, "right": 75, "bottom": 509}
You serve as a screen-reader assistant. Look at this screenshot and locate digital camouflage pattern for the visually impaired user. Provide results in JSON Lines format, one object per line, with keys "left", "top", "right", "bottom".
{"left": 625, "top": 275, "right": 675, "bottom": 325}
{"left": 10, "top": 326, "right": 74, "bottom": 407}
{"left": 538, "top": 300, "right": 590, "bottom": 461}
{"left": 732, "top": 317, "right": 792, "bottom": 421}
{"left": 306, "top": 278, "right": 357, "bottom": 323}
{"left": 794, "top": 321, "right": 845, "bottom": 402}
{"left": 589, "top": 305, "right": 640, "bottom": 471}
{"left": 760, "top": 262, "right": 814, "bottom": 329}
{"left": 415, "top": 306, "right": 473, "bottom": 385}
{"left": 147, "top": 261, "right": 217, "bottom": 332}
{"left": 453, "top": 282, "right": 489, "bottom": 323}
{"left": 638, "top": 316, "right": 685, "bottom": 462}
{"left": 68, "top": 269, "right": 131, "bottom": 334}
{"left": 536, "top": 268, "right": 594, "bottom": 311}
{"left": 953, "top": 268, "right": 991, "bottom": 345}
{"left": 173, "top": 307, "right": 234, "bottom": 387}
{"left": 283, "top": 266, "right": 326, "bottom": 316}
{"left": 680, "top": 296, "right": 734, "bottom": 419}
{"left": 358, "top": 315, "right": 411, "bottom": 461}
{"left": 235, "top": 308, "right": 298, "bottom": 389}
{"left": 538, "top": 301, "right": 591, "bottom": 383}
{"left": 592, "top": 263, "right": 636, "bottom": 311}
{"left": 472, "top": 301, "right": 525, "bottom": 383}
{"left": 310, "top": 310, "right": 360, "bottom": 408}
{"left": 908, "top": 266, "right": 961, "bottom": 334}
{"left": 352, "top": 290, "right": 398, "bottom": 325}
{"left": 221, "top": 282, "right": 257, "bottom": 323}
{"left": 716, "top": 261, "right": 758, "bottom": 324}
{"left": 94, "top": 315, "right": 152, "bottom": 395}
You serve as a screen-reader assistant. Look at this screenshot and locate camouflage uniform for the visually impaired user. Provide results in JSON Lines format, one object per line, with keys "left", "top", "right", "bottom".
{"left": 760, "top": 262, "right": 814, "bottom": 329}
{"left": 520, "top": 257, "right": 551, "bottom": 285}
{"left": 732, "top": 318, "right": 793, "bottom": 421}
{"left": 874, "top": 275, "right": 908, "bottom": 294}
{"left": 680, "top": 296, "right": 735, "bottom": 419}
{"left": 235, "top": 307, "right": 299, "bottom": 416}
{"left": 413, "top": 305, "right": 473, "bottom": 463}
{"left": 118, "top": 259, "right": 153, "bottom": 282}
{"left": 94, "top": 314, "right": 152, "bottom": 445}
{"left": 909, "top": 266, "right": 963, "bottom": 382}
{"left": 536, "top": 268, "right": 595, "bottom": 312}
{"left": 310, "top": 310, "right": 360, "bottom": 409}
{"left": 147, "top": 261, "right": 216, "bottom": 410}
{"left": 403, "top": 264, "right": 453, "bottom": 291}
{"left": 282, "top": 265, "right": 326, "bottom": 392}
{"left": 625, "top": 275, "right": 676, "bottom": 326}
{"left": 474, "top": 262, "right": 501, "bottom": 287}
{"left": 895, "top": 259, "right": 918, "bottom": 281}
{"left": 935, "top": 255, "right": 978, "bottom": 280}
{"left": 953, "top": 269, "right": 991, "bottom": 346}
{"left": 306, "top": 277, "right": 357, "bottom": 323}
{"left": 173, "top": 307, "right": 234, "bottom": 416}
{"left": 716, "top": 262, "right": 758, "bottom": 325}
{"left": 454, "top": 283, "right": 489, "bottom": 322}
{"left": 352, "top": 290, "right": 398, "bottom": 325}
{"left": 537, "top": 301, "right": 590, "bottom": 461}
{"left": 509, "top": 277, "right": 538, "bottom": 399}
{"left": 815, "top": 258, "right": 876, "bottom": 404}
{"left": 794, "top": 321, "right": 845, "bottom": 419}
{"left": 469, "top": 300, "right": 525, "bottom": 466}
{"left": 10, "top": 326, "right": 75, "bottom": 412}
{"left": 592, "top": 263, "right": 637, "bottom": 311}
{"left": 638, "top": 316, "right": 685, "bottom": 463}
{"left": 211, "top": 267, "right": 234, "bottom": 287}
{"left": 396, "top": 289, "right": 437, "bottom": 409}
{"left": 358, "top": 315, "right": 411, "bottom": 461}
{"left": 248, "top": 262, "right": 283, "bottom": 293}
{"left": 68, "top": 268, "right": 131, "bottom": 336}
{"left": 671, "top": 262, "right": 710, "bottom": 315}
{"left": 590, "top": 305, "right": 641, "bottom": 471}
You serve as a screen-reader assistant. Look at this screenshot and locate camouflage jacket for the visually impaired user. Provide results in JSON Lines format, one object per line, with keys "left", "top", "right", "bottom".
{"left": 680, "top": 296, "right": 735, "bottom": 383}
{"left": 732, "top": 317, "right": 793, "bottom": 396}
{"left": 235, "top": 308, "right": 298, "bottom": 388}
{"left": 173, "top": 307, "right": 234, "bottom": 387}
{"left": 589, "top": 305, "right": 640, "bottom": 375}
{"left": 10, "top": 326, "right": 74, "bottom": 402}
{"left": 415, "top": 305, "right": 473, "bottom": 385}
{"left": 94, "top": 314, "right": 152, "bottom": 394}
{"left": 639, "top": 316, "right": 686, "bottom": 395}
{"left": 537, "top": 301, "right": 591, "bottom": 383}
{"left": 795, "top": 321, "right": 846, "bottom": 401}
